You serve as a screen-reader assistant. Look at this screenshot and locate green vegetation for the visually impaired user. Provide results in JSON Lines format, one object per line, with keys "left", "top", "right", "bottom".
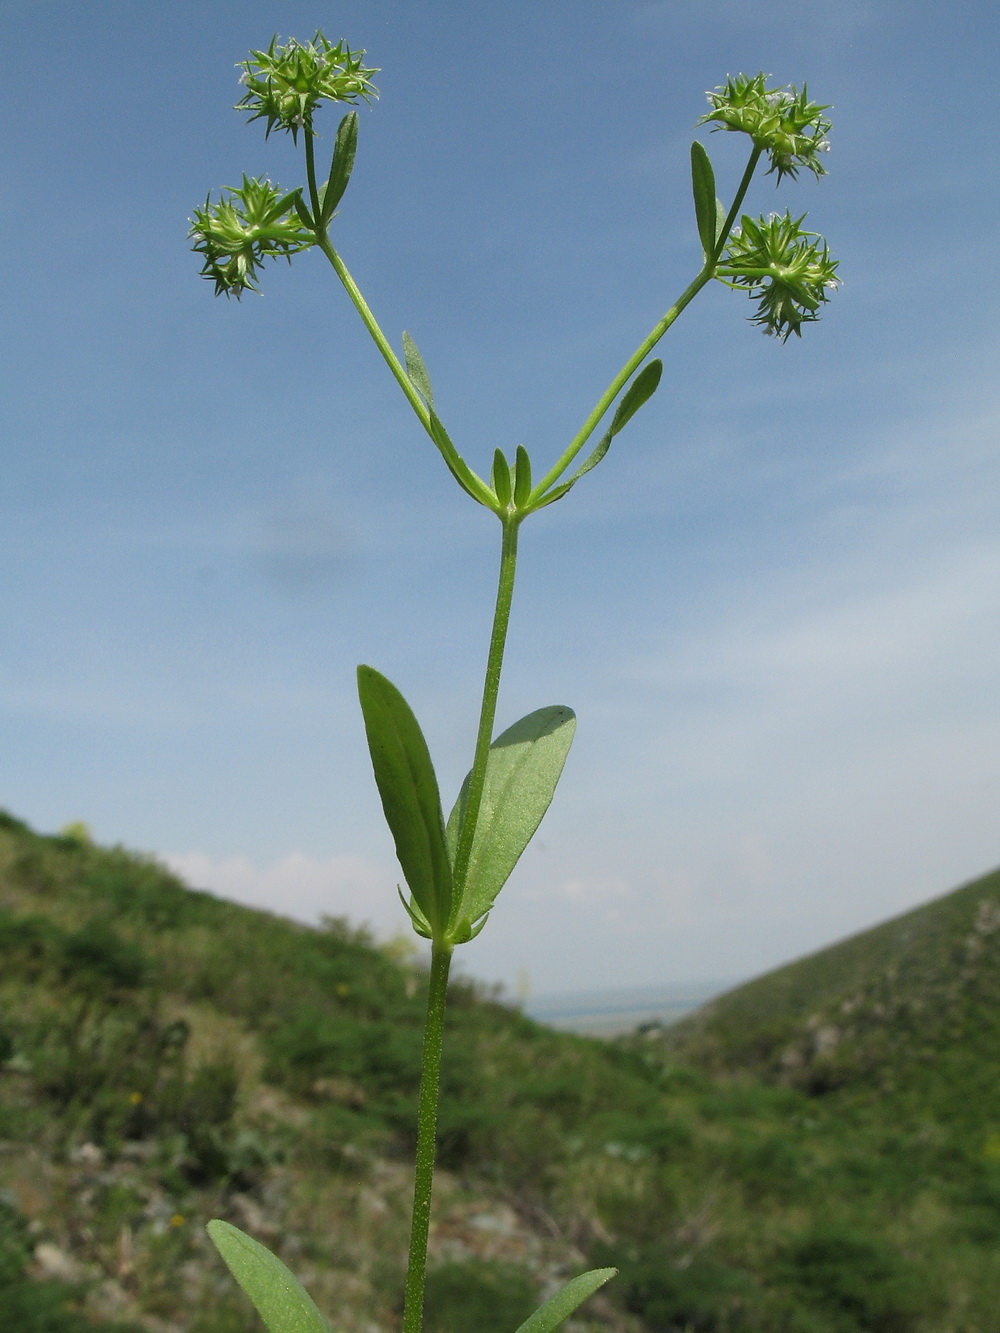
{"left": 4, "top": 811, "right": 1000, "bottom": 1331}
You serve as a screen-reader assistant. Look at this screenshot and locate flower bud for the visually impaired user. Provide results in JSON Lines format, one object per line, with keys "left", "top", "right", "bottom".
{"left": 717, "top": 210, "right": 840, "bottom": 340}
{"left": 236, "top": 32, "right": 378, "bottom": 143}
{"left": 699, "top": 74, "right": 832, "bottom": 183}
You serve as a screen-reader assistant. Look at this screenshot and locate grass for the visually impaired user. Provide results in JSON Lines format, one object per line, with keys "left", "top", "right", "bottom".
{"left": 3, "top": 811, "right": 1000, "bottom": 1332}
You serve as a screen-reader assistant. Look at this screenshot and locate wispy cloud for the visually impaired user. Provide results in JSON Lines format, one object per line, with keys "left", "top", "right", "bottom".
{"left": 164, "top": 850, "right": 404, "bottom": 938}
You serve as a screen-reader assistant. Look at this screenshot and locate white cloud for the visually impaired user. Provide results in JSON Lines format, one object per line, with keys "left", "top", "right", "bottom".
{"left": 164, "top": 850, "right": 405, "bottom": 938}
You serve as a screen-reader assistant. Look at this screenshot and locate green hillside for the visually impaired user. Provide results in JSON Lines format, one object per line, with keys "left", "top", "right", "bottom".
{"left": 2, "top": 812, "right": 1000, "bottom": 1333}
{"left": 664, "top": 867, "right": 1000, "bottom": 1117}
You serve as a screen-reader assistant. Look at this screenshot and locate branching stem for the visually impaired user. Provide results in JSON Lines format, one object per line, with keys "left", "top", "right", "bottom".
{"left": 316, "top": 234, "right": 432, "bottom": 433}
{"left": 529, "top": 145, "right": 762, "bottom": 503}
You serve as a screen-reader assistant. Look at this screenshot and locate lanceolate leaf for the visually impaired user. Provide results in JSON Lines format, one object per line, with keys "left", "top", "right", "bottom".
{"left": 530, "top": 480, "right": 574, "bottom": 511}
{"left": 402, "top": 330, "right": 434, "bottom": 408}
{"left": 491, "top": 448, "right": 513, "bottom": 507}
{"left": 609, "top": 358, "right": 663, "bottom": 435}
{"left": 399, "top": 337, "right": 494, "bottom": 508}
{"left": 292, "top": 191, "right": 316, "bottom": 231}
{"left": 690, "top": 140, "right": 718, "bottom": 259}
{"left": 320, "top": 110, "right": 359, "bottom": 223}
{"left": 207, "top": 1221, "right": 332, "bottom": 1333}
{"left": 557, "top": 359, "right": 663, "bottom": 493}
{"left": 357, "top": 666, "right": 452, "bottom": 936}
{"left": 426, "top": 409, "right": 497, "bottom": 509}
{"left": 513, "top": 445, "right": 532, "bottom": 508}
{"left": 446, "top": 706, "right": 575, "bottom": 932}
{"left": 514, "top": 1268, "right": 618, "bottom": 1333}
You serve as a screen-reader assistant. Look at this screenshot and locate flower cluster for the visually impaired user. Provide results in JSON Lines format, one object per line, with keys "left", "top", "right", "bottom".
{"left": 718, "top": 211, "right": 840, "bottom": 340}
{"left": 236, "top": 33, "right": 378, "bottom": 142}
{"left": 189, "top": 176, "right": 314, "bottom": 298}
{"left": 699, "top": 74, "right": 831, "bottom": 183}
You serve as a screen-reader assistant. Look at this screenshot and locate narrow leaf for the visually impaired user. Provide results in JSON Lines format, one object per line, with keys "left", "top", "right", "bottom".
{"left": 397, "top": 886, "right": 433, "bottom": 939}
{"left": 690, "top": 140, "right": 718, "bottom": 258}
{"left": 530, "top": 480, "right": 574, "bottom": 511}
{"left": 357, "top": 666, "right": 452, "bottom": 935}
{"left": 426, "top": 410, "right": 496, "bottom": 508}
{"left": 715, "top": 196, "right": 727, "bottom": 244}
{"left": 514, "top": 1268, "right": 617, "bottom": 1333}
{"left": 491, "top": 448, "right": 512, "bottom": 507}
{"left": 275, "top": 188, "right": 307, "bottom": 222}
{"left": 402, "top": 330, "right": 434, "bottom": 408}
{"left": 292, "top": 193, "right": 315, "bottom": 231}
{"left": 609, "top": 358, "right": 662, "bottom": 435}
{"left": 207, "top": 1220, "right": 332, "bottom": 1333}
{"left": 320, "top": 111, "right": 359, "bottom": 223}
{"left": 556, "top": 358, "right": 663, "bottom": 495}
{"left": 447, "top": 705, "right": 575, "bottom": 930}
{"left": 513, "top": 446, "right": 532, "bottom": 508}
{"left": 563, "top": 425, "right": 613, "bottom": 488}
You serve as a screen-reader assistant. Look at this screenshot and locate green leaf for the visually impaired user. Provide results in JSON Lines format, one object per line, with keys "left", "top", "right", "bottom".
{"left": 426, "top": 409, "right": 497, "bottom": 509}
{"left": 400, "top": 343, "right": 494, "bottom": 509}
{"left": 690, "top": 140, "right": 718, "bottom": 259}
{"left": 397, "top": 885, "right": 433, "bottom": 939}
{"left": 562, "top": 425, "right": 613, "bottom": 489}
{"left": 514, "top": 1268, "right": 617, "bottom": 1333}
{"left": 513, "top": 445, "right": 532, "bottom": 508}
{"left": 292, "top": 192, "right": 316, "bottom": 231}
{"left": 609, "top": 358, "right": 662, "bottom": 435}
{"left": 207, "top": 1220, "right": 332, "bottom": 1333}
{"left": 553, "top": 359, "right": 663, "bottom": 496}
{"left": 491, "top": 448, "right": 512, "bottom": 507}
{"left": 530, "top": 480, "right": 574, "bottom": 511}
{"left": 446, "top": 705, "right": 575, "bottom": 931}
{"left": 357, "top": 666, "right": 452, "bottom": 936}
{"left": 402, "top": 330, "right": 434, "bottom": 408}
{"left": 320, "top": 110, "right": 359, "bottom": 223}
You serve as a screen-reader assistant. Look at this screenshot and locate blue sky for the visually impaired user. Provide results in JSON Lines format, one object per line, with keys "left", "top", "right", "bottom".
{"left": 4, "top": 1, "right": 999, "bottom": 994}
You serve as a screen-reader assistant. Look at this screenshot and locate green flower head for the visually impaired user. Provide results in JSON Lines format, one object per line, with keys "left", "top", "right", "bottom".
{"left": 189, "top": 176, "right": 314, "bottom": 298}
{"left": 718, "top": 210, "right": 840, "bottom": 341}
{"left": 699, "top": 74, "right": 831, "bottom": 183}
{"left": 236, "top": 32, "right": 379, "bottom": 143}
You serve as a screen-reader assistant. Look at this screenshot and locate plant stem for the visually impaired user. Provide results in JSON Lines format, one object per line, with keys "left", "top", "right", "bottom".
{"left": 529, "top": 144, "right": 763, "bottom": 504}
{"left": 401, "top": 516, "right": 520, "bottom": 1333}
{"left": 450, "top": 516, "right": 521, "bottom": 900}
{"left": 402, "top": 939, "right": 453, "bottom": 1333}
{"left": 712, "top": 146, "right": 762, "bottom": 265}
{"left": 529, "top": 273, "right": 711, "bottom": 501}
{"left": 315, "top": 234, "right": 432, "bottom": 433}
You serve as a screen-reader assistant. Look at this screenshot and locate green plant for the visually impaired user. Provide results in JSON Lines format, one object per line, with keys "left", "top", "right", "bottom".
{"left": 0, "top": 1194, "right": 142, "bottom": 1333}
{"left": 190, "top": 33, "right": 837, "bottom": 1333}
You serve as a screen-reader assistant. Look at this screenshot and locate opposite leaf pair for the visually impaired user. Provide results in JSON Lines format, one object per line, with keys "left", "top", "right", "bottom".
{"left": 357, "top": 666, "right": 575, "bottom": 946}
{"left": 209, "top": 1220, "right": 615, "bottom": 1333}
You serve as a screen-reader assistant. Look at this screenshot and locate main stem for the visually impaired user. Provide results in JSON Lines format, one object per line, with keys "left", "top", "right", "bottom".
{"left": 401, "top": 517, "right": 521, "bottom": 1333}
{"left": 402, "top": 939, "right": 453, "bottom": 1333}
{"left": 450, "top": 516, "right": 521, "bottom": 898}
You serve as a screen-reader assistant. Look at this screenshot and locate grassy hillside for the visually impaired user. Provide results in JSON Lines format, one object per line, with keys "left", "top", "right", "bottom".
{"left": 663, "top": 867, "right": 1000, "bottom": 1118}
{"left": 2, "top": 812, "right": 1000, "bottom": 1333}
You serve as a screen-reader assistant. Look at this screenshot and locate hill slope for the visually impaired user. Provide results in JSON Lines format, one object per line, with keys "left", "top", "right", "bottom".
{"left": 664, "top": 866, "right": 1000, "bottom": 1117}
{"left": 3, "top": 812, "right": 1000, "bottom": 1333}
